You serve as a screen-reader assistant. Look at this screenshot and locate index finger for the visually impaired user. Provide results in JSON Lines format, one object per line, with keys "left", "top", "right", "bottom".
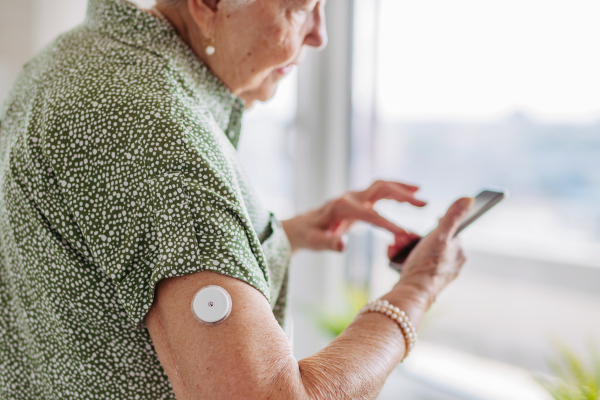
{"left": 333, "top": 197, "right": 407, "bottom": 236}
{"left": 355, "top": 181, "right": 427, "bottom": 207}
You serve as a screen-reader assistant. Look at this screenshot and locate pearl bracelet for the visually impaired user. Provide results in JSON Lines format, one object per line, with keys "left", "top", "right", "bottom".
{"left": 358, "top": 299, "right": 417, "bottom": 360}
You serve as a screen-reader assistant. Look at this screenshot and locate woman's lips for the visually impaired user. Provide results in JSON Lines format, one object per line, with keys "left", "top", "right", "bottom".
{"left": 276, "top": 64, "right": 295, "bottom": 75}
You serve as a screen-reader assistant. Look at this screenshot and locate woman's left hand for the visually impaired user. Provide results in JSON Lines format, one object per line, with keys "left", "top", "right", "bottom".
{"left": 281, "top": 180, "right": 427, "bottom": 253}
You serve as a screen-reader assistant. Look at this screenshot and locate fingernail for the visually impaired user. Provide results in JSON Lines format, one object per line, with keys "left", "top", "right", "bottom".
{"left": 461, "top": 197, "right": 474, "bottom": 210}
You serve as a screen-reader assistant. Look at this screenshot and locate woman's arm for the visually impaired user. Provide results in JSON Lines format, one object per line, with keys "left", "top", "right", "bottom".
{"left": 145, "top": 198, "right": 472, "bottom": 400}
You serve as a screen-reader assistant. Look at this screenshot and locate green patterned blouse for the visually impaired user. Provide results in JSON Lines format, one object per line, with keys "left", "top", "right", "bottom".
{"left": 0, "top": 0, "right": 292, "bottom": 398}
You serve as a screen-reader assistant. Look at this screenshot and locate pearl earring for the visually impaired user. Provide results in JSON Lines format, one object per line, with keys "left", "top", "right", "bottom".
{"left": 204, "top": 37, "right": 215, "bottom": 56}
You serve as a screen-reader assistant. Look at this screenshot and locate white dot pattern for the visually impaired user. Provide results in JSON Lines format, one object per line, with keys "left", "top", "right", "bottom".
{"left": 0, "top": 0, "right": 292, "bottom": 398}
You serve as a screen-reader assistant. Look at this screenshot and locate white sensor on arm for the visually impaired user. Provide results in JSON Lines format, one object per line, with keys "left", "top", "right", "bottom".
{"left": 191, "top": 285, "right": 232, "bottom": 326}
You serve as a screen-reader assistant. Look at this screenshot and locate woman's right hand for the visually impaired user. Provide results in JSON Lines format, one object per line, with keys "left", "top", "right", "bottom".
{"left": 392, "top": 197, "right": 474, "bottom": 310}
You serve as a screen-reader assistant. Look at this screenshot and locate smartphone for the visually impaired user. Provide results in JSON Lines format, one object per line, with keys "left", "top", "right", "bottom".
{"left": 389, "top": 189, "right": 507, "bottom": 272}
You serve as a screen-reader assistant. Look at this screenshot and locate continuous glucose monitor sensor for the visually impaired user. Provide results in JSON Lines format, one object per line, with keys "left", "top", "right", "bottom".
{"left": 191, "top": 285, "right": 232, "bottom": 326}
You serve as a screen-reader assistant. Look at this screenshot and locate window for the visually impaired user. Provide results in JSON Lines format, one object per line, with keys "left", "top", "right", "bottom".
{"left": 237, "top": 71, "right": 298, "bottom": 220}
{"left": 372, "top": 0, "right": 600, "bottom": 266}
{"left": 351, "top": 0, "right": 600, "bottom": 396}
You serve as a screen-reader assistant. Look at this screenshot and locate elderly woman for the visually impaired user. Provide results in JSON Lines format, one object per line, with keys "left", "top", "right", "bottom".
{"left": 0, "top": 0, "right": 472, "bottom": 398}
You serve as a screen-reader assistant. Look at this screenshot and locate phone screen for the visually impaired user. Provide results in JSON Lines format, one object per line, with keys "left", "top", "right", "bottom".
{"left": 389, "top": 190, "right": 506, "bottom": 271}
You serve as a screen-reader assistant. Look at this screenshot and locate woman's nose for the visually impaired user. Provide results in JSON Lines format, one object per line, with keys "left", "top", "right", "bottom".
{"left": 303, "top": 2, "right": 328, "bottom": 49}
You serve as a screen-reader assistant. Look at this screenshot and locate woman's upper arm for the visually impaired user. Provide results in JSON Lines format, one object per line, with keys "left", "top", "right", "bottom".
{"left": 145, "top": 270, "right": 306, "bottom": 400}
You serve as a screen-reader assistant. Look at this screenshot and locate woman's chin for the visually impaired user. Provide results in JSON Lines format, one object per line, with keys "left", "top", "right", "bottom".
{"left": 244, "top": 99, "right": 256, "bottom": 110}
{"left": 260, "top": 85, "right": 279, "bottom": 102}
{"left": 240, "top": 82, "right": 279, "bottom": 107}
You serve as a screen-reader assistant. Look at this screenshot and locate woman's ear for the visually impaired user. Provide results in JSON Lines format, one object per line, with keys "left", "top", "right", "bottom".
{"left": 187, "top": 0, "right": 219, "bottom": 36}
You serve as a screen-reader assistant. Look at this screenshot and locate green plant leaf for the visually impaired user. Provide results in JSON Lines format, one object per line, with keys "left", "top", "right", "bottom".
{"left": 536, "top": 341, "right": 600, "bottom": 400}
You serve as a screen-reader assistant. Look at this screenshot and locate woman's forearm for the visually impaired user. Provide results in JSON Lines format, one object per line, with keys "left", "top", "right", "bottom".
{"left": 295, "top": 284, "right": 430, "bottom": 400}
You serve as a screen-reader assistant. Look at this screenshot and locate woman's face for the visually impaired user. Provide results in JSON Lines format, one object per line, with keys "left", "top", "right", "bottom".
{"left": 206, "top": 0, "right": 327, "bottom": 107}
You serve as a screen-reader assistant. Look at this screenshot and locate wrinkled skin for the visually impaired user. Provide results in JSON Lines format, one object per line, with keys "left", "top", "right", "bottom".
{"left": 156, "top": 0, "right": 326, "bottom": 108}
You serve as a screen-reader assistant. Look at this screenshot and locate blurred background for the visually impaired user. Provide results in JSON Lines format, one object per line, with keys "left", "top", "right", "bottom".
{"left": 2, "top": 0, "right": 599, "bottom": 398}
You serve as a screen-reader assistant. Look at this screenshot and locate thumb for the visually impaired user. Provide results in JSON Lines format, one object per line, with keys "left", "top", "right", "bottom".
{"left": 438, "top": 197, "right": 474, "bottom": 237}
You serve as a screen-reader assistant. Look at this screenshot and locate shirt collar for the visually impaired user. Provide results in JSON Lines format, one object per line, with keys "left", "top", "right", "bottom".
{"left": 85, "top": 0, "right": 245, "bottom": 148}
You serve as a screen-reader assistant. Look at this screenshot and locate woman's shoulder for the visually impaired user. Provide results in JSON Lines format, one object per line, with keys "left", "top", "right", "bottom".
{"left": 22, "top": 28, "right": 215, "bottom": 131}
{"left": 38, "top": 29, "right": 223, "bottom": 126}
{"left": 2, "top": 20, "right": 239, "bottom": 187}
{"left": 38, "top": 27, "right": 170, "bottom": 99}
{"left": 6, "top": 16, "right": 232, "bottom": 138}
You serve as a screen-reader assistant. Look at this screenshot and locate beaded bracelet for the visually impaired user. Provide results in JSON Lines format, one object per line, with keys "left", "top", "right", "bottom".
{"left": 358, "top": 299, "right": 417, "bottom": 360}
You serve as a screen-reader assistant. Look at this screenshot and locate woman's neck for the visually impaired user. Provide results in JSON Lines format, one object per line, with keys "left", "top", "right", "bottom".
{"left": 148, "top": 3, "right": 253, "bottom": 108}
{"left": 150, "top": 5, "right": 208, "bottom": 72}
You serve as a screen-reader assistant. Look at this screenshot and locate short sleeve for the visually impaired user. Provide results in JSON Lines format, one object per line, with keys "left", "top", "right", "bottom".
{"left": 132, "top": 173, "right": 271, "bottom": 321}
{"left": 40, "top": 75, "right": 271, "bottom": 325}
